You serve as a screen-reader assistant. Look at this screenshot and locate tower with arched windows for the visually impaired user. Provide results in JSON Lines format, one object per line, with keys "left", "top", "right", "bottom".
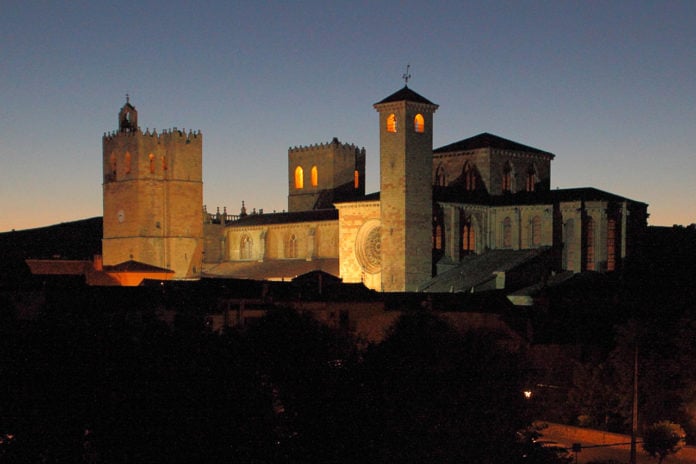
{"left": 102, "top": 99, "right": 203, "bottom": 279}
{"left": 287, "top": 137, "right": 366, "bottom": 212}
{"left": 373, "top": 87, "right": 438, "bottom": 291}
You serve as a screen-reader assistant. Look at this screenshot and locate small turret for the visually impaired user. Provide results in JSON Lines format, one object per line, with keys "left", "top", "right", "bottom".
{"left": 118, "top": 94, "right": 138, "bottom": 133}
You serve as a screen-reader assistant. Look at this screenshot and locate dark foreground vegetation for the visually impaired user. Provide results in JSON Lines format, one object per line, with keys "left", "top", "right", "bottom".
{"left": 0, "top": 293, "right": 565, "bottom": 464}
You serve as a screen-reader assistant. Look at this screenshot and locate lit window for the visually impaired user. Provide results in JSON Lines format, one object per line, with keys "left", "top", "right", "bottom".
{"left": 531, "top": 216, "right": 541, "bottom": 246}
{"left": 311, "top": 166, "right": 318, "bottom": 187}
{"left": 503, "top": 217, "right": 512, "bottom": 248}
{"left": 286, "top": 234, "right": 298, "bottom": 258}
{"left": 387, "top": 113, "right": 397, "bottom": 133}
{"left": 294, "top": 166, "right": 304, "bottom": 189}
{"left": 433, "top": 224, "right": 443, "bottom": 250}
{"left": 149, "top": 153, "right": 155, "bottom": 174}
{"left": 354, "top": 170, "right": 360, "bottom": 189}
{"left": 124, "top": 152, "right": 131, "bottom": 174}
{"left": 462, "top": 221, "right": 476, "bottom": 254}
{"left": 414, "top": 114, "right": 424, "bottom": 133}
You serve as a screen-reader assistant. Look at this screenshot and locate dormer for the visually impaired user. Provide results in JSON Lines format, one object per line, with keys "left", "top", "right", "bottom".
{"left": 118, "top": 95, "right": 138, "bottom": 133}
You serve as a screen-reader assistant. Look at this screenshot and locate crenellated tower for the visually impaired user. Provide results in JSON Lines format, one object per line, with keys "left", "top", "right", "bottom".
{"left": 287, "top": 137, "right": 366, "bottom": 212}
{"left": 102, "top": 98, "right": 203, "bottom": 280}
{"left": 374, "top": 86, "right": 438, "bottom": 292}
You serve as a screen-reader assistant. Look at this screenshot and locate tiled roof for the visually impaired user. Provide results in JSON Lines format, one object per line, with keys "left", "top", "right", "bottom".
{"left": 436, "top": 187, "right": 646, "bottom": 207}
{"left": 25, "top": 259, "right": 89, "bottom": 275}
{"left": 103, "top": 260, "right": 174, "bottom": 273}
{"left": 228, "top": 209, "right": 338, "bottom": 227}
{"left": 375, "top": 86, "right": 436, "bottom": 105}
{"left": 434, "top": 132, "right": 554, "bottom": 157}
{"left": 421, "top": 248, "right": 549, "bottom": 293}
{"left": 203, "top": 258, "right": 339, "bottom": 281}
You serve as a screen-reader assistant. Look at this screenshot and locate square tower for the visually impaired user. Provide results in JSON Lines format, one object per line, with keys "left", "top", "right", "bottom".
{"left": 287, "top": 138, "right": 366, "bottom": 212}
{"left": 374, "top": 87, "right": 438, "bottom": 292}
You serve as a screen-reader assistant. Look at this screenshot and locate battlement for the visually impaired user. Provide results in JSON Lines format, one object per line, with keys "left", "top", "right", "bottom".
{"left": 289, "top": 137, "right": 364, "bottom": 155}
{"left": 103, "top": 127, "right": 202, "bottom": 144}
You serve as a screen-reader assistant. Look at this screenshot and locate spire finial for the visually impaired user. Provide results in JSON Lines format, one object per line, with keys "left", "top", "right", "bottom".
{"left": 402, "top": 64, "right": 411, "bottom": 87}
{"left": 126, "top": 93, "right": 130, "bottom": 104}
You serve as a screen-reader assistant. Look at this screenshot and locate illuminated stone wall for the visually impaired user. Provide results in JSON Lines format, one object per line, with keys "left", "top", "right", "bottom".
{"left": 102, "top": 120, "right": 203, "bottom": 279}
{"left": 287, "top": 138, "right": 366, "bottom": 212}
{"left": 375, "top": 98, "right": 437, "bottom": 292}
{"left": 336, "top": 201, "right": 381, "bottom": 291}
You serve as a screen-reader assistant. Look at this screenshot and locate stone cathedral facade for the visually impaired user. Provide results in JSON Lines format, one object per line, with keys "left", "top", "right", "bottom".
{"left": 101, "top": 86, "right": 647, "bottom": 290}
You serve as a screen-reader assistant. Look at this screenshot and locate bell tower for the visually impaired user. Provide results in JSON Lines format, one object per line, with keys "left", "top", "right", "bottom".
{"left": 374, "top": 85, "right": 438, "bottom": 292}
{"left": 102, "top": 97, "right": 203, "bottom": 280}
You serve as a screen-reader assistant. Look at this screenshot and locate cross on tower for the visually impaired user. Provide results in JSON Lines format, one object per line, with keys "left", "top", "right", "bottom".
{"left": 402, "top": 64, "right": 411, "bottom": 86}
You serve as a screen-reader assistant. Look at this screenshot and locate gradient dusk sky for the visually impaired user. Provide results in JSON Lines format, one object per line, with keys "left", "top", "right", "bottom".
{"left": 2, "top": 1, "right": 695, "bottom": 232}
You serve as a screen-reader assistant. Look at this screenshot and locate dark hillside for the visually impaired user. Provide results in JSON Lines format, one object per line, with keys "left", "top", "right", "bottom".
{"left": 0, "top": 217, "right": 102, "bottom": 287}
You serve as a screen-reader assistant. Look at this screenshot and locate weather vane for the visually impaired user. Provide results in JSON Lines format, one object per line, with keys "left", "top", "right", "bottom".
{"left": 402, "top": 64, "right": 411, "bottom": 86}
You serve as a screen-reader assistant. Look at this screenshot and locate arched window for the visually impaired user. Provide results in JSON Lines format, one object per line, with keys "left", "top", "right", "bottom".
{"left": 464, "top": 163, "right": 476, "bottom": 191}
{"left": 124, "top": 152, "right": 131, "bottom": 174}
{"left": 294, "top": 166, "right": 304, "bottom": 189}
{"left": 607, "top": 218, "right": 617, "bottom": 271}
{"left": 462, "top": 219, "right": 476, "bottom": 254}
{"left": 564, "top": 219, "right": 576, "bottom": 271}
{"left": 502, "top": 162, "right": 513, "bottom": 192}
{"left": 584, "top": 216, "right": 595, "bottom": 271}
{"left": 162, "top": 155, "right": 167, "bottom": 171}
{"left": 531, "top": 215, "right": 542, "bottom": 246}
{"left": 503, "top": 217, "right": 512, "bottom": 248}
{"left": 311, "top": 166, "right": 318, "bottom": 187}
{"left": 435, "top": 164, "right": 446, "bottom": 187}
{"left": 148, "top": 153, "right": 155, "bottom": 174}
{"left": 354, "top": 170, "right": 360, "bottom": 189}
{"left": 433, "top": 224, "right": 443, "bottom": 250}
{"left": 526, "top": 164, "right": 536, "bottom": 192}
{"left": 240, "top": 235, "right": 253, "bottom": 260}
{"left": 110, "top": 153, "right": 117, "bottom": 179}
{"left": 286, "top": 234, "right": 298, "bottom": 258}
{"left": 387, "top": 113, "right": 397, "bottom": 133}
{"left": 414, "top": 114, "right": 424, "bottom": 133}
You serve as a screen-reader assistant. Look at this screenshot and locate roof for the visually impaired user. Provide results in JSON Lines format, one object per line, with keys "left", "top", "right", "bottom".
{"left": 375, "top": 86, "right": 436, "bottom": 105}
{"left": 433, "top": 132, "right": 554, "bottom": 157}
{"left": 103, "top": 260, "right": 174, "bottom": 273}
{"left": 227, "top": 209, "right": 338, "bottom": 227}
{"left": 203, "top": 258, "right": 339, "bottom": 280}
{"left": 436, "top": 187, "right": 646, "bottom": 207}
{"left": 420, "top": 248, "right": 550, "bottom": 293}
{"left": 25, "top": 259, "right": 90, "bottom": 275}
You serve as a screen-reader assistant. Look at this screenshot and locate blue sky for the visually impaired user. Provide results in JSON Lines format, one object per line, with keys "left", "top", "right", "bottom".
{"left": 2, "top": 0, "right": 695, "bottom": 231}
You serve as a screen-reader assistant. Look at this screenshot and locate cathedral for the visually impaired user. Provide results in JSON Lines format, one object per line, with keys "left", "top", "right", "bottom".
{"left": 100, "top": 86, "right": 648, "bottom": 290}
